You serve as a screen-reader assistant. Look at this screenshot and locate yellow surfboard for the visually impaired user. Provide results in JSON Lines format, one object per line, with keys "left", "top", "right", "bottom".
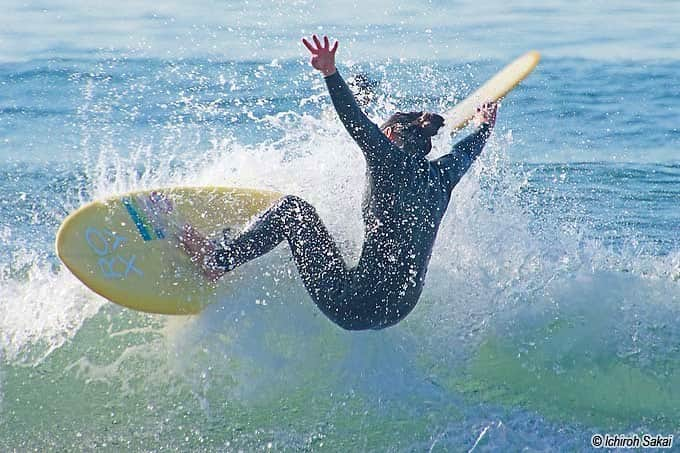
{"left": 446, "top": 50, "right": 541, "bottom": 133}
{"left": 56, "top": 187, "right": 282, "bottom": 315}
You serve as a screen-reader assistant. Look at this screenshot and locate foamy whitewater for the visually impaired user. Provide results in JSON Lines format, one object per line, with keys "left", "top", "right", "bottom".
{"left": 1, "top": 0, "right": 679, "bottom": 451}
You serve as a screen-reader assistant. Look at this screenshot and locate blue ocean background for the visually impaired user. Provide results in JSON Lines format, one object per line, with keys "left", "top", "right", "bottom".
{"left": 1, "top": 1, "right": 679, "bottom": 451}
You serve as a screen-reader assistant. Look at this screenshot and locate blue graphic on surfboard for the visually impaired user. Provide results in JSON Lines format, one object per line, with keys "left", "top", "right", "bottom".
{"left": 120, "top": 190, "right": 185, "bottom": 243}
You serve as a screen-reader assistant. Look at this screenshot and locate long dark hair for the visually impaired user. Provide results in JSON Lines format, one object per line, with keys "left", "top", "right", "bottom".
{"left": 380, "top": 111, "right": 445, "bottom": 155}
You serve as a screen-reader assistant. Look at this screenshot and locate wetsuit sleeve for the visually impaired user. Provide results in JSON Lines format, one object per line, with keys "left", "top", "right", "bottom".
{"left": 433, "top": 124, "right": 491, "bottom": 192}
{"left": 324, "top": 71, "right": 397, "bottom": 165}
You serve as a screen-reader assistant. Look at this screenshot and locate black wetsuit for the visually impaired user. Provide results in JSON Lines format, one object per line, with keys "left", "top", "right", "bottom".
{"left": 213, "top": 71, "right": 491, "bottom": 330}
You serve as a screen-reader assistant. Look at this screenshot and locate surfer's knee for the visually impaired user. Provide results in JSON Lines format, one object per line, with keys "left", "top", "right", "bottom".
{"left": 277, "top": 195, "right": 317, "bottom": 219}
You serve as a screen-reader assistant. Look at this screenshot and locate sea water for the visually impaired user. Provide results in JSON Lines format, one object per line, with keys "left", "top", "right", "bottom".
{"left": 1, "top": 0, "right": 679, "bottom": 451}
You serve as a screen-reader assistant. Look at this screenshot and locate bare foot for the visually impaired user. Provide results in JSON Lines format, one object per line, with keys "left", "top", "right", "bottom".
{"left": 134, "top": 191, "right": 177, "bottom": 237}
{"left": 473, "top": 101, "right": 498, "bottom": 129}
{"left": 179, "top": 224, "right": 225, "bottom": 283}
{"left": 147, "top": 191, "right": 173, "bottom": 215}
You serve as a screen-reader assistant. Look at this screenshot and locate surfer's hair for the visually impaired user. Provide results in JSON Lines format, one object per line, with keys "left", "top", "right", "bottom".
{"left": 380, "top": 111, "right": 444, "bottom": 155}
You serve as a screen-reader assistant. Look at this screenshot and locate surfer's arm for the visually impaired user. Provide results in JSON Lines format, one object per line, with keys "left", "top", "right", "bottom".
{"left": 434, "top": 124, "right": 491, "bottom": 190}
{"left": 303, "top": 35, "right": 393, "bottom": 163}
{"left": 324, "top": 71, "right": 394, "bottom": 158}
{"left": 434, "top": 102, "right": 497, "bottom": 190}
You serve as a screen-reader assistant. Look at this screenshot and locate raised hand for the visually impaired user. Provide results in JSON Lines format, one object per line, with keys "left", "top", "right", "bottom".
{"left": 302, "top": 35, "right": 339, "bottom": 77}
{"left": 179, "top": 224, "right": 224, "bottom": 282}
{"left": 473, "top": 101, "right": 498, "bottom": 129}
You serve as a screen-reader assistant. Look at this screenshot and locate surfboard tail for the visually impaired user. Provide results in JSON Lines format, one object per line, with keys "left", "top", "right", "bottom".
{"left": 447, "top": 50, "right": 541, "bottom": 135}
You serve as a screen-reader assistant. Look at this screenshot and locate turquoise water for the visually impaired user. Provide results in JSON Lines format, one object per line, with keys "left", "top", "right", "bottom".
{"left": 1, "top": 1, "right": 679, "bottom": 451}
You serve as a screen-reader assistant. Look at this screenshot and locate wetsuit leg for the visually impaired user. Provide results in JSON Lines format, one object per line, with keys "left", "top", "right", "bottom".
{"left": 212, "top": 195, "right": 353, "bottom": 319}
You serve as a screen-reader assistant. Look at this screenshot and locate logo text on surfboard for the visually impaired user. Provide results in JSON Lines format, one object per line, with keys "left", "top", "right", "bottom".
{"left": 85, "top": 227, "right": 143, "bottom": 279}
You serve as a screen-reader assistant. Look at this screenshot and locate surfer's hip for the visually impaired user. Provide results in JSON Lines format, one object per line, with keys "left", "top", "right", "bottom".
{"left": 313, "top": 274, "right": 422, "bottom": 330}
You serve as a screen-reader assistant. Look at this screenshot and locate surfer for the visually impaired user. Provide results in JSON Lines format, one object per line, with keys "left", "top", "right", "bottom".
{"left": 179, "top": 35, "right": 497, "bottom": 330}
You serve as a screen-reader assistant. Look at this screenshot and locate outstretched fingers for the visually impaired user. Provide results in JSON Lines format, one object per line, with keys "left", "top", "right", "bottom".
{"left": 302, "top": 35, "right": 338, "bottom": 54}
{"left": 474, "top": 100, "right": 499, "bottom": 128}
{"left": 302, "top": 38, "right": 316, "bottom": 53}
{"left": 302, "top": 35, "right": 339, "bottom": 76}
{"left": 485, "top": 101, "right": 498, "bottom": 118}
{"left": 477, "top": 101, "right": 497, "bottom": 113}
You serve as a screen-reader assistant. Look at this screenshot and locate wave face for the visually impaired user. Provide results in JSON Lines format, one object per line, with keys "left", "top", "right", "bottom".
{"left": 1, "top": 52, "right": 679, "bottom": 450}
